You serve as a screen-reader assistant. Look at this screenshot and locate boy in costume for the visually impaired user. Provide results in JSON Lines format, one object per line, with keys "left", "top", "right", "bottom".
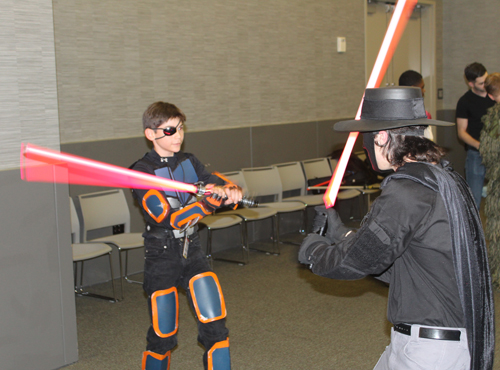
{"left": 131, "top": 101, "right": 242, "bottom": 370}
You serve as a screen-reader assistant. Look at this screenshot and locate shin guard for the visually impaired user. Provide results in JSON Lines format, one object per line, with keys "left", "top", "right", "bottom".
{"left": 142, "top": 350, "right": 171, "bottom": 370}
{"left": 189, "top": 272, "right": 226, "bottom": 323}
{"left": 207, "top": 338, "right": 231, "bottom": 370}
{"left": 151, "top": 287, "right": 178, "bottom": 337}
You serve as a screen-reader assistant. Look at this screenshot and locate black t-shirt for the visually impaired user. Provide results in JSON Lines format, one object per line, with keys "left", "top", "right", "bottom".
{"left": 456, "top": 89, "right": 495, "bottom": 150}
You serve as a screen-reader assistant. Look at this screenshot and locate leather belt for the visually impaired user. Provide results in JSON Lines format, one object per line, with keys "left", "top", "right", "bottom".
{"left": 145, "top": 223, "right": 195, "bottom": 239}
{"left": 173, "top": 227, "right": 195, "bottom": 238}
{"left": 394, "top": 323, "right": 461, "bottom": 341}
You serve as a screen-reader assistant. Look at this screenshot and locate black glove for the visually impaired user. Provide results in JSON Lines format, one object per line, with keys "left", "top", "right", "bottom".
{"left": 323, "top": 207, "right": 352, "bottom": 244}
{"left": 201, "top": 193, "right": 224, "bottom": 212}
{"left": 298, "top": 234, "right": 330, "bottom": 265}
{"left": 311, "top": 205, "right": 328, "bottom": 234}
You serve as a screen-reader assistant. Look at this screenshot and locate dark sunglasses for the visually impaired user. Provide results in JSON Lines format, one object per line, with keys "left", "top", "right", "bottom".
{"left": 151, "top": 121, "right": 184, "bottom": 137}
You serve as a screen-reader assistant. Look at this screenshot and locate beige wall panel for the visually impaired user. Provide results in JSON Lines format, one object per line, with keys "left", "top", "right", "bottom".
{"left": 442, "top": 0, "right": 500, "bottom": 109}
{"left": 53, "top": 0, "right": 366, "bottom": 143}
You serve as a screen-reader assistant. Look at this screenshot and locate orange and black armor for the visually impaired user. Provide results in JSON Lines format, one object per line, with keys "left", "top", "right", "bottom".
{"left": 131, "top": 150, "right": 231, "bottom": 370}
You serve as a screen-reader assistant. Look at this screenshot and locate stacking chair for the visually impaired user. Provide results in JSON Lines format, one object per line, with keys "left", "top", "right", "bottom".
{"left": 273, "top": 161, "right": 325, "bottom": 232}
{"left": 217, "top": 171, "right": 279, "bottom": 254}
{"left": 301, "top": 157, "right": 333, "bottom": 190}
{"left": 303, "top": 157, "right": 362, "bottom": 199}
{"left": 330, "top": 156, "right": 381, "bottom": 214}
{"left": 303, "top": 157, "right": 363, "bottom": 220}
{"left": 199, "top": 214, "right": 247, "bottom": 266}
{"left": 70, "top": 198, "right": 117, "bottom": 302}
{"left": 274, "top": 161, "right": 324, "bottom": 205}
{"left": 241, "top": 166, "right": 307, "bottom": 246}
{"left": 76, "top": 189, "right": 144, "bottom": 300}
{"left": 351, "top": 150, "right": 383, "bottom": 209}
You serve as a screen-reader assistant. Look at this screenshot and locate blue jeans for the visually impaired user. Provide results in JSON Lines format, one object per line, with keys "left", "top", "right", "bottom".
{"left": 465, "top": 149, "right": 485, "bottom": 210}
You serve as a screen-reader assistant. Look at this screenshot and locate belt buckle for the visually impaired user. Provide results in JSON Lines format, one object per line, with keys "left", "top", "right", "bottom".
{"left": 419, "top": 327, "right": 461, "bottom": 341}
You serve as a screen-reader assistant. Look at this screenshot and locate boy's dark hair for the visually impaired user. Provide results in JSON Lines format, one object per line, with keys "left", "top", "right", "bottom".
{"left": 485, "top": 72, "right": 500, "bottom": 97}
{"left": 380, "top": 126, "right": 447, "bottom": 168}
{"left": 398, "top": 70, "right": 423, "bottom": 87}
{"left": 143, "top": 101, "right": 186, "bottom": 130}
{"left": 464, "top": 62, "right": 487, "bottom": 82}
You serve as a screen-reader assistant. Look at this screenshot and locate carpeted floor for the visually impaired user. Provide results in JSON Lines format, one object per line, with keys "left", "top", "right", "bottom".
{"left": 62, "top": 235, "right": 500, "bottom": 369}
{"left": 63, "top": 238, "right": 387, "bottom": 369}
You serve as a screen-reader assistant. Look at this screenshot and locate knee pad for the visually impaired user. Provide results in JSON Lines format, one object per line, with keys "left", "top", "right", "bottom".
{"left": 189, "top": 272, "right": 227, "bottom": 323}
{"left": 151, "top": 287, "right": 178, "bottom": 338}
{"left": 207, "top": 338, "right": 231, "bottom": 370}
{"left": 142, "top": 350, "right": 171, "bottom": 370}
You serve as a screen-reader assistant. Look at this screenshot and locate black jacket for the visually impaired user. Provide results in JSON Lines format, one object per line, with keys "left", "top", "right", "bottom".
{"left": 305, "top": 161, "right": 494, "bottom": 369}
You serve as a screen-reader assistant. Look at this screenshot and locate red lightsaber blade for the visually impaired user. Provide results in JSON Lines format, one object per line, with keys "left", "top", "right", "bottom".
{"left": 20, "top": 143, "right": 199, "bottom": 194}
{"left": 323, "top": 0, "right": 418, "bottom": 208}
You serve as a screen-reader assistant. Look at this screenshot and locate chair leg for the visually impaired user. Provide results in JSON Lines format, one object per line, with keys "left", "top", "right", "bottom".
{"left": 241, "top": 222, "right": 249, "bottom": 264}
{"left": 74, "top": 256, "right": 117, "bottom": 302}
{"left": 80, "top": 261, "right": 85, "bottom": 289}
{"left": 118, "top": 248, "right": 125, "bottom": 301}
{"left": 272, "top": 214, "right": 281, "bottom": 255}
{"left": 210, "top": 223, "right": 248, "bottom": 265}
{"left": 301, "top": 208, "right": 307, "bottom": 234}
{"left": 108, "top": 253, "right": 117, "bottom": 302}
{"left": 73, "top": 261, "right": 81, "bottom": 294}
{"left": 247, "top": 216, "right": 279, "bottom": 256}
{"left": 207, "top": 227, "right": 214, "bottom": 269}
{"left": 124, "top": 249, "right": 143, "bottom": 285}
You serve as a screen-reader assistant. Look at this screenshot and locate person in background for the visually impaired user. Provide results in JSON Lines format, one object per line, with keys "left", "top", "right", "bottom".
{"left": 299, "top": 87, "right": 494, "bottom": 370}
{"left": 479, "top": 72, "right": 500, "bottom": 289}
{"left": 456, "top": 62, "right": 495, "bottom": 209}
{"left": 399, "top": 70, "right": 431, "bottom": 118}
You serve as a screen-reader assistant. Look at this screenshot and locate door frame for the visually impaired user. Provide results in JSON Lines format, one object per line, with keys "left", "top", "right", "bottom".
{"left": 364, "top": 0, "right": 436, "bottom": 119}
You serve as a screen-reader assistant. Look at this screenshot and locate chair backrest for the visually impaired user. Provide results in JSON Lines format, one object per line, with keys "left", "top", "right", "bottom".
{"left": 328, "top": 158, "right": 338, "bottom": 173}
{"left": 301, "top": 157, "right": 332, "bottom": 180}
{"left": 77, "top": 189, "right": 131, "bottom": 242}
{"left": 241, "top": 166, "right": 283, "bottom": 202}
{"left": 69, "top": 197, "right": 80, "bottom": 243}
{"left": 273, "top": 161, "right": 307, "bottom": 197}
{"left": 221, "top": 171, "right": 250, "bottom": 196}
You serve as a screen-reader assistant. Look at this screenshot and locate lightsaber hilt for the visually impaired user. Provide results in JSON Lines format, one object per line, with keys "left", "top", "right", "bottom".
{"left": 239, "top": 197, "right": 258, "bottom": 208}
{"left": 195, "top": 183, "right": 207, "bottom": 197}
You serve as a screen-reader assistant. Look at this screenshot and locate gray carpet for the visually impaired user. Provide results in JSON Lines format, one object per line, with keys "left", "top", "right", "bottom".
{"left": 63, "top": 240, "right": 500, "bottom": 370}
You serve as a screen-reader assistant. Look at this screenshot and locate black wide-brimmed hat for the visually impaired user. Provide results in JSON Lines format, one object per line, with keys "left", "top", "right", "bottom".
{"left": 334, "top": 87, "right": 454, "bottom": 132}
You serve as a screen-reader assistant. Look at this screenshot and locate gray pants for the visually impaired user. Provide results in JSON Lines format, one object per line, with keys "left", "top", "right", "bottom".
{"left": 373, "top": 325, "right": 470, "bottom": 370}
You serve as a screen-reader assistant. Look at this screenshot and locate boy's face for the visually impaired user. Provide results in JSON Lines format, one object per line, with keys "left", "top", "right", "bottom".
{"left": 145, "top": 118, "right": 184, "bottom": 157}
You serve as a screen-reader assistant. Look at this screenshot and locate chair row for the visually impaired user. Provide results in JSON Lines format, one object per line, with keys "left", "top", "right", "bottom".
{"left": 68, "top": 157, "right": 380, "bottom": 302}
{"left": 200, "top": 157, "right": 372, "bottom": 265}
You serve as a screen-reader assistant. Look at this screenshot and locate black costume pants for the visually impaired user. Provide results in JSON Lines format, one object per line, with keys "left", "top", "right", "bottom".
{"left": 143, "top": 232, "right": 229, "bottom": 368}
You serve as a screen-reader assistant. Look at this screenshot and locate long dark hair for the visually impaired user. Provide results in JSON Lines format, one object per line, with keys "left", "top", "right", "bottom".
{"left": 378, "top": 126, "right": 447, "bottom": 168}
